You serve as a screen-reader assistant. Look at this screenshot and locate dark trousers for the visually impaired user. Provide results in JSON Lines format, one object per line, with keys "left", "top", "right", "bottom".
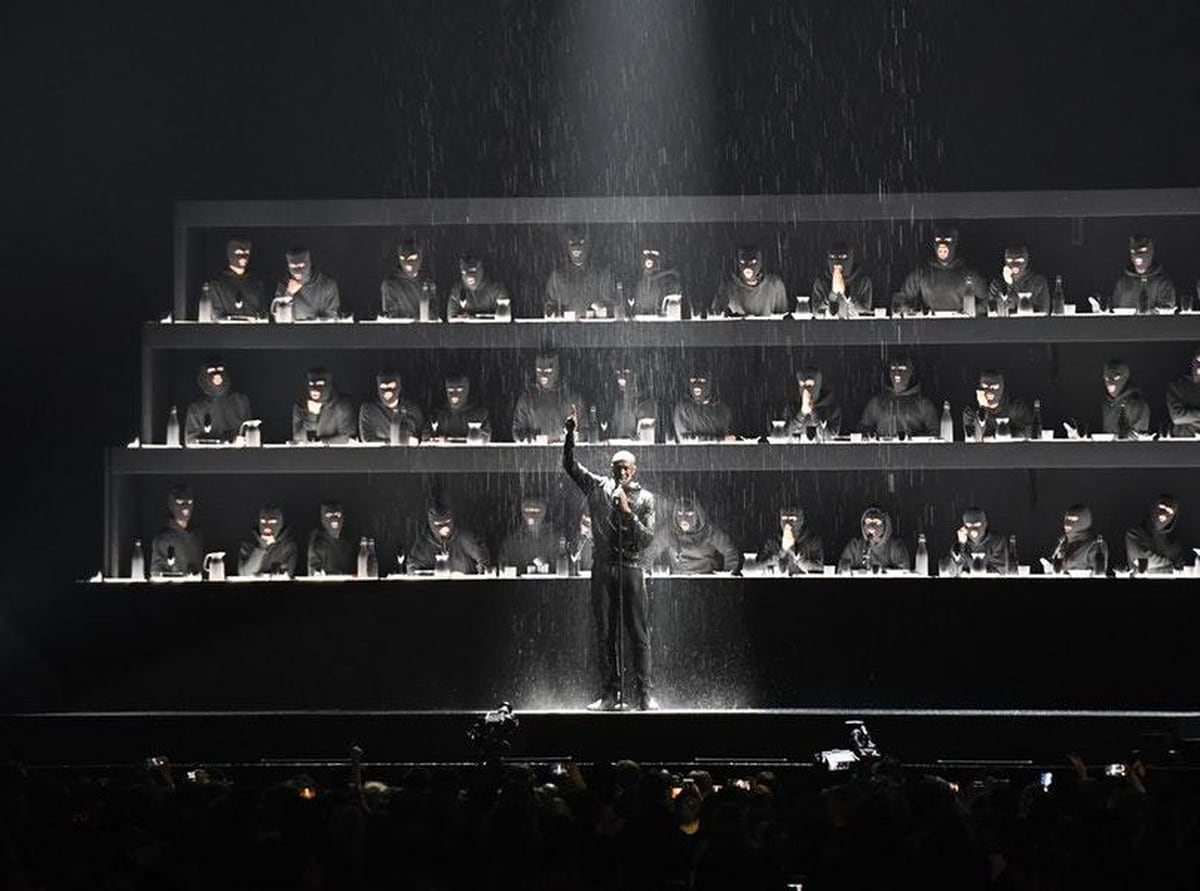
{"left": 591, "top": 561, "right": 651, "bottom": 693}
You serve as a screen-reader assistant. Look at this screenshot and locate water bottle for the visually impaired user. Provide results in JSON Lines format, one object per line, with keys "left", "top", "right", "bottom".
{"left": 1007, "top": 534, "right": 1018, "bottom": 574}
{"left": 418, "top": 281, "right": 432, "bottom": 322}
{"left": 198, "top": 282, "right": 213, "bottom": 322}
{"left": 962, "top": 276, "right": 976, "bottom": 317}
{"left": 130, "top": 539, "right": 145, "bottom": 580}
{"left": 367, "top": 538, "right": 378, "bottom": 579}
{"left": 914, "top": 534, "right": 929, "bottom": 576}
{"left": 357, "top": 537, "right": 370, "bottom": 577}
{"left": 940, "top": 401, "right": 954, "bottom": 442}
{"left": 1117, "top": 404, "right": 1131, "bottom": 440}
{"left": 1138, "top": 285, "right": 1150, "bottom": 315}
{"left": 389, "top": 417, "right": 401, "bottom": 446}
{"left": 1052, "top": 275, "right": 1066, "bottom": 315}
{"left": 1093, "top": 540, "right": 1108, "bottom": 577}
{"left": 1030, "top": 399, "right": 1042, "bottom": 440}
{"left": 166, "top": 405, "right": 181, "bottom": 447}
{"left": 588, "top": 406, "right": 599, "bottom": 443}
{"left": 556, "top": 536, "right": 569, "bottom": 576}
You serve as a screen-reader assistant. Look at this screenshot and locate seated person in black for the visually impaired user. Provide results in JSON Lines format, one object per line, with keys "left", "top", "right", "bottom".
{"left": 238, "top": 506, "right": 298, "bottom": 577}
{"left": 1100, "top": 360, "right": 1150, "bottom": 437}
{"left": 649, "top": 497, "right": 741, "bottom": 575}
{"left": 630, "top": 247, "right": 685, "bottom": 317}
{"left": 150, "top": 484, "right": 203, "bottom": 577}
{"left": 606, "top": 366, "right": 657, "bottom": 441}
{"left": 1111, "top": 234, "right": 1176, "bottom": 313}
{"left": 899, "top": 225, "right": 985, "bottom": 316}
{"left": 185, "top": 359, "right": 252, "bottom": 445}
{"left": 783, "top": 366, "right": 842, "bottom": 439}
{"left": 431, "top": 374, "right": 492, "bottom": 442}
{"left": 381, "top": 237, "right": 437, "bottom": 319}
{"left": 811, "top": 241, "right": 872, "bottom": 318}
{"left": 359, "top": 371, "right": 429, "bottom": 444}
{"left": 544, "top": 229, "right": 616, "bottom": 318}
{"left": 758, "top": 506, "right": 823, "bottom": 574}
{"left": 943, "top": 506, "right": 1011, "bottom": 577}
{"left": 569, "top": 507, "right": 594, "bottom": 572}
{"left": 672, "top": 369, "right": 736, "bottom": 442}
{"left": 1166, "top": 346, "right": 1200, "bottom": 437}
{"left": 291, "top": 367, "right": 356, "bottom": 444}
{"left": 511, "top": 352, "right": 586, "bottom": 444}
{"left": 206, "top": 238, "right": 265, "bottom": 320}
{"left": 963, "top": 369, "right": 1033, "bottom": 440}
{"left": 1125, "top": 495, "right": 1190, "bottom": 573}
{"left": 1048, "top": 504, "right": 1107, "bottom": 574}
{"left": 306, "top": 501, "right": 358, "bottom": 576}
{"left": 447, "top": 254, "right": 507, "bottom": 320}
{"left": 275, "top": 247, "right": 341, "bottom": 321}
{"left": 838, "top": 507, "right": 910, "bottom": 573}
{"left": 407, "top": 503, "right": 491, "bottom": 574}
{"left": 857, "top": 356, "right": 939, "bottom": 438}
{"left": 711, "top": 245, "right": 789, "bottom": 317}
{"left": 987, "top": 245, "right": 1049, "bottom": 316}
{"left": 500, "top": 496, "right": 560, "bottom": 574}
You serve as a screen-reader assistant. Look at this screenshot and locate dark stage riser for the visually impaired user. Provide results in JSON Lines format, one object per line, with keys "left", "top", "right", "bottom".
{"left": 13, "top": 577, "right": 1200, "bottom": 714}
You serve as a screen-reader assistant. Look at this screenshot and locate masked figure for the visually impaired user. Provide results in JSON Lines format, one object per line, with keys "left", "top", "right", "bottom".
{"left": 447, "top": 254, "right": 508, "bottom": 320}
{"left": 963, "top": 369, "right": 1033, "bottom": 439}
{"left": 275, "top": 247, "right": 341, "bottom": 320}
{"left": 511, "top": 353, "right": 586, "bottom": 443}
{"left": 811, "top": 241, "right": 873, "bottom": 317}
{"left": 291, "top": 367, "right": 357, "bottom": 444}
{"left": 358, "top": 371, "right": 430, "bottom": 444}
{"left": 1111, "top": 235, "right": 1176, "bottom": 313}
{"left": 944, "top": 507, "right": 1012, "bottom": 576}
{"left": 838, "top": 507, "right": 911, "bottom": 572}
{"left": 606, "top": 366, "right": 658, "bottom": 441}
{"left": 544, "top": 230, "right": 616, "bottom": 317}
{"left": 1049, "top": 505, "right": 1107, "bottom": 574}
{"left": 649, "top": 497, "right": 741, "bottom": 575}
{"left": 185, "top": 359, "right": 252, "bottom": 445}
{"left": 672, "top": 369, "right": 736, "bottom": 442}
{"left": 783, "top": 367, "right": 842, "bottom": 438}
{"left": 207, "top": 238, "right": 265, "bottom": 320}
{"left": 986, "top": 245, "right": 1050, "bottom": 315}
{"left": 432, "top": 374, "right": 492, "bottom": 442}
{"left": 1166, "top": 346, "right": 1200, "bottom": 437}
{"left": 238, "top": 506, "right": 298, "bottom": 577}
{"left": 758, "top": 506, "right": 824, "bottom": 574}
{"left": 500, "top": 496, "right": 560, "bottom": 574}
{"left": 306, "top": 502, "right": 357, "bottom": 576}
{"left": 1125, "top": 495, "right": 1189, "bottom": 573}
{"left": 630, "top": 247, "right": 685, "bottom": 317}
{"left": 711, "top": 245, "right": 789, "bottom": 317}
{"left": 857, "top": 356, "right": 940, "bottom": 438}
{"left": 1100, "top": 360, "right": 1150, "bottom": 437}
{"left": 150, "top": 484, "right": 204, "bottom": 576}
{"left": 381, "top": 237, "right": 437, "bottom": 319}
{"left": 407, "top": 503, "right": 491, "bottom": 574}
{"left": 899, "top": 225, "right": 985, "bottom": 315}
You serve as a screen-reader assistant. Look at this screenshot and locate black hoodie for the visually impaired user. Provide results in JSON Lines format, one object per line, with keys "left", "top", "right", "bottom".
{"left": 945, "top": 508, "right": 1011, "bottom": 576}
{"left": 608, "top": 371, "right": 658, "bottom": 440}
{"left": 1100, "top": 361, "right": 1150, "bottom": 435}
{"left": 433, "top": 378, "right": 492, "bottom": 441}
{"left": 963, "top": 371, "right": 1033, "bottom": 439}
{"left": 648, "top": 498, "right": 741, "bottom": 574}
{"left": 381, "top": 268, "right": 436, "bottom": 319}
{"left": 238, "top": 511, "right": 298, "bottom": 577}
{"left": 275, "top": 255, "right": 341, "bottom": 321}
{"left": 185, "top": 364, "right": 252, "bottom": 444}
{"left": 1125, "top": 497, "right": 1188, "bottom": 572}
{"left": 150, "top": 522, "right": 204, "bottom": 576}
{"left": 783, "top": 368, "right": 843, "bottom": 437}
{"left": 207, "top": 267, "right": 266, "bottom": 320}
{"left": 711, "top": 271, "right": 789, "bottom": 317}
{"left": 900, "top": 254, "right": 986, "bottom": 315}
{"left": 291, "top": 371, "right": 357, "bottom": 443}
{"left": 500, "top": 515, "right": 560, "bottom": 573}
{"left": 857, "top": 364, "right": 939, "bottom": 438}
{"left": 811, "top": 256, "right": 873, "bottom": 317}
{"left": 408, "top": 518, "right": 491, "bottom": 574}
{"left": 358, "top": 375, "right": 430, "bottom": 443}
{"left": 1111, "top": 263, "right": 1176, "bottom": 312}
{"left": 1050, "top": 505, "right": 1107, "bottom": 574}
{"left": 632, "top": 267, "right": 685, "bottom": 316}
{"left": 838, "top": 508, "right": 910, "bottom": 572}
{"left": 758, "top": 508, "right": 824, "bottom": 574}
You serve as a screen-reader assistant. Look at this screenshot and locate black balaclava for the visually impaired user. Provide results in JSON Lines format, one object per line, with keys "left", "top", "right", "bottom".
{"left": 641, "top": 247, "right": 661, "bottom": 274}
{"left": 615, "top": 366, "right": 639, "bottom": 396}
{"left": 1129, "top": 235, "right": 1155, "bottom": 275}
{"left": 459, "top": 255, "right": 484, "bottom": 291}
{"left": 376, "top": 371, "right": 401, "bottom": 409}
{"left": 445, "top": 374, "right": 470, "bottom": 410}
{"left": 397, "top": 238, "right": 423, "bottom": 278}
{"left": 305, "top": 367, "right": 334, "bottom": 405}
{"left": 428, "top": 503, "right": 455, "bottom": 540}
{"left": 167, "top": 484, "right": 194, "bottom": 529}
{"left": 534, "top": 353, "right": 560, "bottom": 391}
{"left": 932, "top": 225, "right": 959, "bottom": 267}
{"left": 962, "top": 506, "right": 988, "bottom": 544}
{"left": 258, "top": 506, "right": 285, "bottom": 540}
{"left": 887, "top": 357, "right": 916, "bottom": 394}
{"left": 673, "top": 497, "right": 706, "bottom": 535}
{"left": 1151, "top": 495, "right": 1179, "bottom": 534}
{"left": 978, "top": 370, "right": 1006, "bottom": 411}
{"left": 226, "top": 238, "right": 252, "bottom": 272}
{"left": 827, "top": 241, "right": 855, "bottom": 277}
{"left": 861, "top": 507, "right": 891, "bottom": 543}
{"left": 736, "top": 245, "right": 764, "bottom": 286}
{"left": 566, "top": 230, "right": 589, "bottom": 267}
{"left": 779, "top": 506, "right": 806, "bottom": 535}
{"left": 520, "top": 497, "right": 547, "bottom": 532}
{"left": 796, "top": 367, "right": 824, "bottom": 402}
{"left": 1103, "top": 360, "right": 1131, "bottom": 398}
{"left": 197, "top": 360, "right": 230, "bottom": 398}
{"left": 320, "top": 501, "right": 345, "bottom": 538}
{"left": 1062, "top": 504, "right": 1093, "bottom": 542}
{"left": 688, "top": 370, "right": 714, "bottom": 404}
{"left": 1003, "top": 245, "right": 1029, "bottom": 281}
{"left": 286, "top": 248, "right": 313, "bottom": 285}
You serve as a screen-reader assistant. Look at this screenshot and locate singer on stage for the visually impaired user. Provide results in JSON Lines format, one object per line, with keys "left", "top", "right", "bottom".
{"left": 562, "top": 407, "right": 658, "bottom": 710}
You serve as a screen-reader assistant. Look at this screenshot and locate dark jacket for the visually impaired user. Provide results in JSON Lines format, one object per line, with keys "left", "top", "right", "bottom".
{"left": 1050, "top": 508, "right": 1107, "bottom": 573}
{"left": 207, "top": 269, "right": 266, "bottom": 319}
{"left": 672, "top": 398, "right": 735, "bottom": 442}
{"left": 545, "top": 264, "right": 616, "bottom": 317}
{"left": 407, "top": 525, "right": 491, "bottom": 574}
{"left": 987, "top": 270, "right": 1050, "bottom": 315}
{"left": 358, "top": 398, "right": 430, "bottom": 443}
{"left": 858, "top": 376, "right": 939, "bottom": 438}
{"left": 783, "top": 371, "right": 843, "bottom": 437}
{"left": 1166, "top": 375, "right": 1200, "bottom": 437}
{"left": 963, "top": 395, "right": 1034, "bottom": 440}
{"left": 758, "top": 526, "right": 824, "bottom": 575}
{"left": 433, "top": 401, "right": 492, "bottom": 441}
{"left": 649, "top": 502, "right": 741, "bottom": 574}
{"left": 1125, "top": 499, "right": 1188, "bottom": 572}
{"left": 838, "top": 510, "right": 910, "bottom": 572}
{"left": 1111, "top": 265, "right": 1176, "bottom": 312}
{"left": 712, "top": 273, "right": 789, "bottom": 317}
{"left": 291, "top": 392, "right": 357, "bottom": 443}
{"left": 1101, "top": 387, "right": 1151, "bottom": 436}
{"left": 306, "top": 529, "right": 357, "bottom": 575}
{"left": 631, "top": 268, "right": 684, "bottom": 316}
{"left": 380, "top": 272, "right": 436, "bottom": 319}
{"left": 185, "top": 382, "right": 252, "bottom": 445}
{"left": 277, "top": 271, "right": 341, "bottom": 320}
{"left": 500, "top": 525, "right": 561, "bottom": 573}
{"left": 563, "top": 429, "right": 656, "bottom": 568}
{"left": 150, "top": 524, "right": 204, "bottom": 576}
{"left": 946, "top": 533, "right": 1011, "bottom": 576}
{"left": 900, "top": 258, "right": 986, "bottom": 315}
{"left": 512, "top": 386, "right": 585, "bottom": 443}
{"left": 238, "top": 528, "right": 298, "bottom": 577}
{"left": 447, "top": 279, "right": 508, "bottom": 319}
{"left": 811, "top": 268, "right": 873, "bottom": 317}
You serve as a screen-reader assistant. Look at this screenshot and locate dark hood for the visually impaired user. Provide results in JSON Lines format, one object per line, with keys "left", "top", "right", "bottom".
{"left": 1063, "top": 504, "right": 1093, "bottom": 542}
{"left": 197, "top": 362, "right": 231, "bottom": 398}
{"left": 779, "top": 506, "right": 807, "bottom": 536}
{"left": 1103, "top": 360, "right": 1133, "bottom": 399}
{"left": 375, "top": 371, "right": 402, "bottom": 409}
{"left": 978, "top": 370, "right": 1007, "bottom": 413}
{"left": 962, "top": 506, "right": 989, "bottom": 542}
{"left": 614, "top": 369, "right": 641, "bottom": 399}
{"left": 226, "top": 238, "right": 251, "bottom": 268}
{"left": 286, "top": 248, "right": 313, "bottom": 285}
{"left": 1150, "top": 495, "right": 1179, "bottom": 534}
{"left": 672, "top": 497, "right": 709, "bottom": 537}
{"left": 305, "top": 368, "right": 335, "bottom": 405}
{"left": 796, "top": 367, "right": 824, "bottom": 402}
{"left": 826, "top": 242, "right": 856, "bottom": 278}
{"left": 861, "top": 507, "right": 893, "bottom": 544}
{"left": 884, "top": 359, "right": 920, "bottom": 397}
{"left": 444, "top": 375, "right": 471, "bottom": 411}
{"left": 932, "top": 225, "right": 959, "bottom": 267}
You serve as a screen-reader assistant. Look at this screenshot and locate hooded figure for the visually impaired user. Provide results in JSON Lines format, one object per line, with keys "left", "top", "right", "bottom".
{"left": 432, "top": 374, "right": 492, "bottom": 441}
{"left": 630, "top": 247, "right": 685, "bottom": 317}
{"left": 306, "top": 502, "right": 357, "bottom": 576}
{"left": 185, "top": 360, "right": 252, "bottom": 445}
{"left": 1125, "top": 495, "right": 1189, "bottom": 572}
{"left": 758, "top": 506, "right": 824, "bottom": 574}
{"left": 857, "top": 356, "right": 940, "bottom": 438}
{"left": 1100, "top": 360, "right": 1151, "bottom": 436}
{"left": 607, "top": 366, "right": 658, "bottom": 441}
{"left": 407, "top": 503, "right": 491, "bottom": 574}
{"left": 945, "top": 507, "right": 1011, "bottom": 576}
{"left": 784, "top": 367, "right": 843, "bottom": 438}
{"left": 987, "top": 245, "right": 1050, "bottom": 315}
{"left": 811, "top": 241, "right": 873, "bottom": 317}
{"left": 291, "top": 367, "right": 357, "bottom": 443}
{"left": 569, "top": 508, "right": 595, "bottom": 572}
{"left": 1166, "top": 347, "right": 1200, "bottom": 437}
{"left": 500, "top": 496, "right": 560, "bottom": 573}
{"left": 672, "top": 370, "right": 736, "bottom": 442}
{"left": 276, "top": 247, "right": 341, "bottom": 320}
{"left": 381, "top": 238, "right": 437, "bottom": 319}
{"left": 238, "top": 506, "right": 298, "bottom": 577}
{"left": 544, "top": 230, "right": 616, "bottom": 317}
{"left": 358, "top": 371, "right": 430, "bottom": 443}
{"left": 207, "top": 238, "right": 266, "bottom": 320}
{"left": 511, "top": 353, "right": 586, "bottom": 443}
{"left": 1111, "top": 235, "right": 1176, "bottom": 313}
{"left": 1050, "top": 504, "right": 1107, "bottom": 574}
{"left": 649, "top": 497, "right": 741, "bottom": 575}
{"left": 150, "top": 484, "right": 204, "bottom": 576}
{"left": 963, "top": 369, "right": 1033, "bottom": 439}
{"left": 448, "top": 254, "right": 508, "bottom": 319}
{"left": 899, "top": 225, "right": 986, "bottom": 315}
{"left": 711, "top": 245, "right": 789, "bottom": 317}
{"left": 838, "top": 507, "right": 910, "bottom": 573}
